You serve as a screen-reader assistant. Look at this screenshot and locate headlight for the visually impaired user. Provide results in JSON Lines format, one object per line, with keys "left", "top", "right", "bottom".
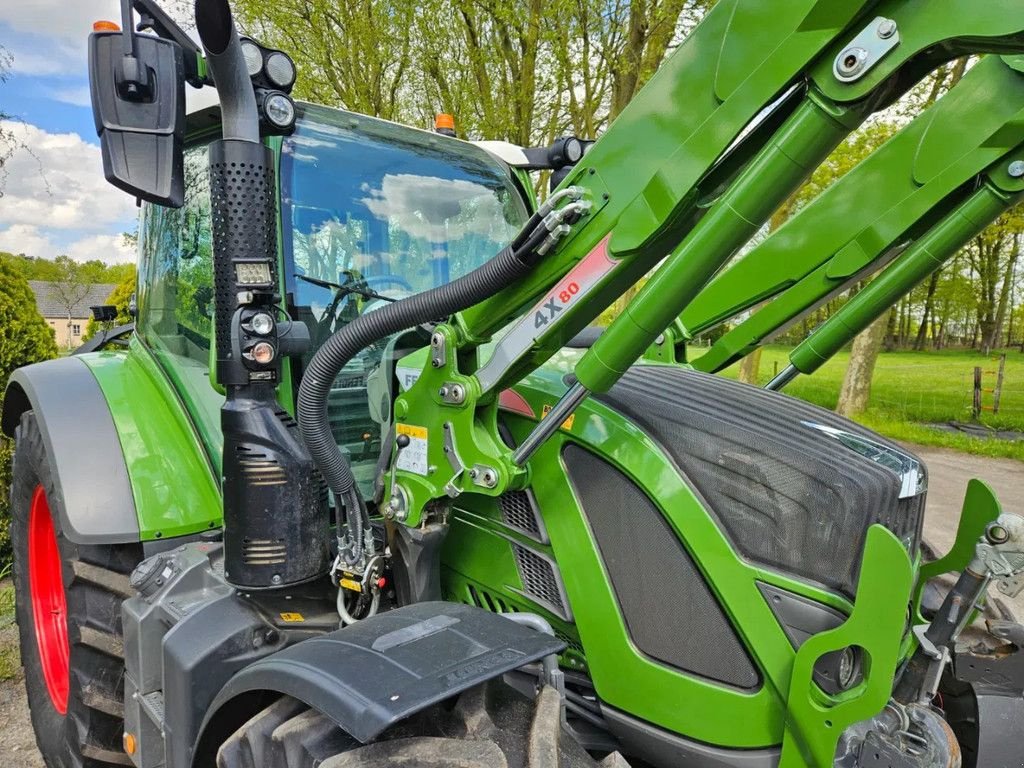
{"left": 265, "top": 51, "right": 296, "bottom": 89}
{"left": 837, "top": 646, "right": 860, "bottom": 690}
{"left": 240, "top": 38, "right": 264, "bottom": 78}
{"left": 249, "top": 312, "right": 275, "bottom": 336}
{"left": 262, "top": 91, "right": 296, "bottom": 131}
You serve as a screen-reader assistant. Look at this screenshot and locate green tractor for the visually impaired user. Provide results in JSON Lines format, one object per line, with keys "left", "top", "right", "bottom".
{"left": 6, "top": 0, "right": 1024, "bottom": 766}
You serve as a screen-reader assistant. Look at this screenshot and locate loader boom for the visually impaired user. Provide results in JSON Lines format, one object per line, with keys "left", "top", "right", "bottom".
{"left": 680, "top": 55, "right": 1024, "bottom": 376}
{"left": 382, "top": 2, "right": 1024, "bottom": 522}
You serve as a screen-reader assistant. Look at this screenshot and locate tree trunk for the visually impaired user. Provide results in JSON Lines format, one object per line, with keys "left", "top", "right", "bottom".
{"left": 883, "top": 306, "right": 898, "bottom": 351}
{"left": 913, "top": 270, "right": 940, "bottom": 350}
{"left": 737, "top": 347, "right": 763, "bottom": 385}
{"left": 836, "top": 313, "right": 887, "bottom": 418}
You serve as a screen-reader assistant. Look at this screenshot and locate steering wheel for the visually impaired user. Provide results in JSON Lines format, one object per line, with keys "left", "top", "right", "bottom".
{"left": 363, "top": 274, "right": 414, "bottom": 292}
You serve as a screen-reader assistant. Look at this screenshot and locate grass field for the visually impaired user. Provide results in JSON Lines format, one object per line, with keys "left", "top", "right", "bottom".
{"left": 695, "top": 345, "right": 1024, "bottom": 461}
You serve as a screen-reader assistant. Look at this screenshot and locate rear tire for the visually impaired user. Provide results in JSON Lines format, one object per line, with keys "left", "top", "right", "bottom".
{"left": 10, "top": 411, "right": 141, "bottom": 768}
{"left": 216, "top": 680, "right": 629, "bottom": 768}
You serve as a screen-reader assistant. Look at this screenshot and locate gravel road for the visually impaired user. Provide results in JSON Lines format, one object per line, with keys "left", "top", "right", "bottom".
{"left": 0, "top": 444, "right": 1019, "bottom": 767}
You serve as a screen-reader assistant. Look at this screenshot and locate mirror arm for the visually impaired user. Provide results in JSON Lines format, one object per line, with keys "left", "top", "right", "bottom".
{"left": 133, "top": 0, "right": 209, "bottom": 87}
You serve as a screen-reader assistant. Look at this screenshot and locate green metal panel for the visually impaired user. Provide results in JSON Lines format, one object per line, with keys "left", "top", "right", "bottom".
{"left": 780, "top": 526, "right": 914, "bottom": 767}
{"left": 912, "top": 479, "right": 1002, "bottom": 622}
{"left": 78, "top": 340, "right": 222, "bottom": 540}
{"left": 436, "top": 368, "right": 895, "bottom": 749}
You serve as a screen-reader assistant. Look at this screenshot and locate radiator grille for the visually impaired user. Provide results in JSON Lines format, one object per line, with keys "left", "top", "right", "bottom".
{"left": 511, "top": 543, "right": 571, "bottom": 621}
{"left": 499, "top": 490, "right": 547, "bottom": 542}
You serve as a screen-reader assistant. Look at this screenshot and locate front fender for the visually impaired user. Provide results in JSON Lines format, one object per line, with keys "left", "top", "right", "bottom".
{"left": 3, "top": 356, "right": 140, "bottom": 544}
{"left": 3, "top": 344, "right": 221, "bottom": 544}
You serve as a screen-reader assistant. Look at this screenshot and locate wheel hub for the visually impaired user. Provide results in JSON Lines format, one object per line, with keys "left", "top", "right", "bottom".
{"left": 28, "top": 484, "right": 69, "bottom": 714}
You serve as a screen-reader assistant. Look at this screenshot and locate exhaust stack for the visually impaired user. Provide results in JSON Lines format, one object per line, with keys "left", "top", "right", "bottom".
{"left": 195, "top": 0, "right": 328, "bottom": 589}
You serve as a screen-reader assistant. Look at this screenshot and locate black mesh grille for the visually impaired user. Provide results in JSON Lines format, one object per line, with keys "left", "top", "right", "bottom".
{"left": 511, "top": 543, "right": 570, "bottom": 620}
{"left": 564, "top": 445, "right": 760, "bottom": 688}
{"left": 593, "top": 366, "right": 926, "bottom": 598}
{"left": 499, "top": 490, "right": 547, "bottom": 542}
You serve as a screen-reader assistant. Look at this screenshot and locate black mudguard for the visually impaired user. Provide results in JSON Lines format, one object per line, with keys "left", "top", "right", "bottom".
{"left": 2, "top": 357, "right": 139, "bottom": 543}
{"left": 193, "top": 601, "right": 564, "bottom": 763}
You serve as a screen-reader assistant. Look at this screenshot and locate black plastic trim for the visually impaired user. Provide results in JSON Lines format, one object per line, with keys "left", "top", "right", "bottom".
{"left": 3, "top": 357, "right": 139, "bottom": 544}
{"left": 601, "top": 706, "right": 780, "bottom": 767}
{"left": 197, "top": 601, "right": 565, "bottom": 749}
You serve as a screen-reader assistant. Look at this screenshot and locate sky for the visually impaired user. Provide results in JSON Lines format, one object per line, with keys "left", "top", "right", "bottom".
{"left": 0, "top": 0, "right": 186, "bottom": 264}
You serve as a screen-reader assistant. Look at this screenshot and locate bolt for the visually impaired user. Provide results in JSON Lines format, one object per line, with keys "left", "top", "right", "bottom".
{"left": 271, "top": 574, "right": 282, "bottom": 585}
{"left": 987, "top": 523, "right": 1010, "bottom": 544}
{"left": 431, "top": 359, "right": 442, "bottom": 368}
{"left": 450, "top": 384, "right": 465, "bottom": 403}
{"left": 438, "top": 386, "right": 449, "bottom": 398}
{"left": 1008, "top": 160, "right": 1024, "bottom": 179}
{"left": 431, "top": 333, "right": 442, "bottom": 347}
{"left": 876, "top": 18, "right": 897, "bottom": 39}
{"left": 836, "top": 47, "right": 867, "bottom": 78}
{"left": 469, "top": 468, "right": 479, "bottom": 479}
{"left": 481, "top": 470, "right": 497, "bottom": 488}
{"left": 655, "top": 334, "right": 665, "bottom": 345}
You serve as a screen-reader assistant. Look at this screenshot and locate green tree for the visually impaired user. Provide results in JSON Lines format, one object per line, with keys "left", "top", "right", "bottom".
{"left": 0, "top": 259, "right": 59, "bottom": 568}
{"left": 84, "top": 271, "right": 137, "bottom": 341}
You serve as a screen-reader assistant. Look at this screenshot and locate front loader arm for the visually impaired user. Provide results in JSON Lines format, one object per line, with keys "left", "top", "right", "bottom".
{"left": 460, "top": 1, "right": 1024, "bottom": 397}
{"left": 683, "top": 55, "right": 1024, "bottom": 375}
{"left": 390, "top": 0, "right": 1024, "bottom": 525}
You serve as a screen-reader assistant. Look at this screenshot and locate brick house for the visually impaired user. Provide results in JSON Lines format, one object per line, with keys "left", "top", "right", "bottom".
{"left": 29, "top": 280, "right": 117, "bottom": 349}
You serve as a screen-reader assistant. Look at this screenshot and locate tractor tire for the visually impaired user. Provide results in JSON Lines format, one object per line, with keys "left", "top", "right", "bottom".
{"left": 216, "top": 680, "right": 630, "bottom": 768}
{"left": 10, "top": 411, "right": 142, "bottom": 768}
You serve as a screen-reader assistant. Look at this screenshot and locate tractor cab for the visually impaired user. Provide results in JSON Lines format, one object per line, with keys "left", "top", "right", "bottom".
{"left": 138, "top": 100, "right": 532, "bottom": 492}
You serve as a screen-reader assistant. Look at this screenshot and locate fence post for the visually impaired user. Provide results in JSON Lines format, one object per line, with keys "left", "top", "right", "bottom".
{"left": 973, "top": 366, "right": 982, "bottom": 421}
{"left": 993, "top": 354, "right": 1006, "bottom": 415}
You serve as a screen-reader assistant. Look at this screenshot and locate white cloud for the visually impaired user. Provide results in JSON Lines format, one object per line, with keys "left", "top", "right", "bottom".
{"left": 0, "top": 121, "right": 137, "bottom": 264}
{"left": 2, "top": 0, "right": 196, "bottom": 77}
{"left": 0, "top": 224, "right": 134, "bottom": 265}
{"left": 47, "top": 85, "right": 92, "bottom": 107}
{"left": 0, "top": 120, "right": 136, "bottom": 232}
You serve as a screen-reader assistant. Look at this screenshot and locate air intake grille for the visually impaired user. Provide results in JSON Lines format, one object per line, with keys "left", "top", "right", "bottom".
{"left": 499, "top": 490, "right": 547, "bottom": 542}
{"left": 242, "top": 539, "right": 287, "bottom": 565}
{"left": 512, "top": 543, "right": 570, "bottom": 621}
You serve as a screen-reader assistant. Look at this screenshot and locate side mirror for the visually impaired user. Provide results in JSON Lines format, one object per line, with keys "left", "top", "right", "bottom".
{"left": 90, "top": 305, "right": 118, "bottom": 322}
{"left": 89, "top": 29, "right": 185, "bottom": 207}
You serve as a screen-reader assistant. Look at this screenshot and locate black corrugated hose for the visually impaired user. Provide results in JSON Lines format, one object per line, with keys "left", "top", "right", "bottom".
{"left": 297, "top": 235, "right": 546, "bottom": 564}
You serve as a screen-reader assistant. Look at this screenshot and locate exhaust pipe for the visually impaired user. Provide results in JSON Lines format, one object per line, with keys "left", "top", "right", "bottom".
{"left": 194, "top": 0, "right": 329, "bottom": 590}
{"left": 194, "top": 0, "right": 258, "bottom": 142}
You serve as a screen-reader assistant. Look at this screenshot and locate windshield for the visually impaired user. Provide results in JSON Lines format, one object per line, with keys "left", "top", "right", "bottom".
{"left": 282, "top": 104, "right": 530, "bottom": 493}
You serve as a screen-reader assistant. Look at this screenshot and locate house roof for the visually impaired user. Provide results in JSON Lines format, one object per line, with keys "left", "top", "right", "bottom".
{"left": 28, "top": 281, "right": 118, "bottom": 320}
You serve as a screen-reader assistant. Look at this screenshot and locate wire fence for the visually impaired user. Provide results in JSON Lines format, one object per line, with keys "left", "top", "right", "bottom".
{"left": 753, "top": 350, "right": 1024, "bottom": 434}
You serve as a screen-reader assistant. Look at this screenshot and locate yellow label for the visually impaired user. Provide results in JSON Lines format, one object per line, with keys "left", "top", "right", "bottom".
{"left": 339, "top": 578, "right": 363, "bottom": 593}
{"left": 396, "top": 423, "right": 428, "bottom": 439}
{"left": 279, "top": 612, "right": 304, "bottom": 622}
{"left": 541, "top": 404, "right": 575, "bottom": 430}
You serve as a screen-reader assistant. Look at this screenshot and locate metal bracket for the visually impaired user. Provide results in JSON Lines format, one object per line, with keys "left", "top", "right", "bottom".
{"left": 430, "top": 331, "right": 446, "bottom": 369}
{"left": 438, "top": 382, "right": 467, "bottom": 405}
{"left": 441, "top": 422, "right": 465, "bottom": 497}
{"left": 912, "top": 624, "right": 951, "bottom": 702}
{"left": 833, "top": 17, "right": 900, "bottom": 83}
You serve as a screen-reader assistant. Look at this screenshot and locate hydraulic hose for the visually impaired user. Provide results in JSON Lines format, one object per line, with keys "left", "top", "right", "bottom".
{"left": 297, "top": 244, "right": 534, "bottom": 558}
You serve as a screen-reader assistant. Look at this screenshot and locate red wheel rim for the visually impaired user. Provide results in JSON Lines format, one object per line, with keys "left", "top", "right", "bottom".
{"left": 28, "top": 484, "right": 69, "bottom": 714}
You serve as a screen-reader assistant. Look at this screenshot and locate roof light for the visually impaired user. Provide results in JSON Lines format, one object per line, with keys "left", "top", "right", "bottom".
{"left": 434, "top": 113, "right": 456, "bottom": 137}
{"left": 240, "top": 38, "right": 263, "bottom": 77}
{"left": 265, "top": 51, "right": 296, "bottom": 89}
{"left": 93, "top": 20, "right": 120, "bottom": 32}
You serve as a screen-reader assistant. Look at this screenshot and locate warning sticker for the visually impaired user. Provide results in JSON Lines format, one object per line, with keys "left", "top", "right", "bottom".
{"left": 396, "top": 423, "right": 429, "bottom": 476}
{"left": 541, "top": 404, "right": 575, "bottom": 430}
{"left": 279, "top": 612, "right": 304, "bottom": 622}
